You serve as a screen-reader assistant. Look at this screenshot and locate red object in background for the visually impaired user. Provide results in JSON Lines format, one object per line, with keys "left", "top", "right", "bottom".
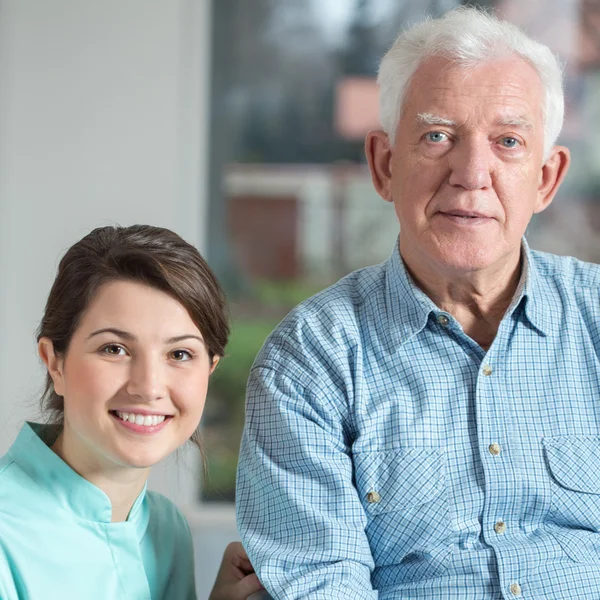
{"left": 228, "top": 194, "right": 299, "bottom": 280}
{"left": 334, "top": 77, "right": 380, "bottom": 140}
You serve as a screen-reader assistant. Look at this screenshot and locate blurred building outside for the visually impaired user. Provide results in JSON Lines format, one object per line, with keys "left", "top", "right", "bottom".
{"left": 201, "top": 0, "right": 600, "bottom": 510}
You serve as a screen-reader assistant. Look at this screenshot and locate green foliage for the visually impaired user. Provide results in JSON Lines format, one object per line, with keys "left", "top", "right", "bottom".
{"left": 202, "top": 280, "right": 324, "bottom": 501}
{"left": 202, "top": 318, "right": 279, "bottom": 501}
{"left": 253, "top": 279, "right": 323, "bottom": 309}
{"left": 210, "top": 319, "right": 279, "bottom": 420}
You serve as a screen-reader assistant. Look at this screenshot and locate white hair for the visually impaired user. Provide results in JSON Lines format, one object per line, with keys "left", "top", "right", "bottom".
{"left": 378, "top": 7, "right": 564, "bottom": 160}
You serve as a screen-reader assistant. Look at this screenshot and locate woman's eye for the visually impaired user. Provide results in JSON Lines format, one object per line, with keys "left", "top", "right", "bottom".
{"left": 425, "top": 131, "right": 448, "bottom": 143}
{"left": 171, "top": 349, "right": 192, "bottom": 362}
{"left": 500, "top": 137, "right": 519, "bottom": 148}
{"left": 102, "top": 344, "right": 126, "bottom": 356}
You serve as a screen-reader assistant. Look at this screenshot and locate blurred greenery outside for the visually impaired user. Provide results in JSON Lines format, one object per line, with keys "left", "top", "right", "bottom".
{"left": 202, "top": 280, "right": 324, "bottom": 502}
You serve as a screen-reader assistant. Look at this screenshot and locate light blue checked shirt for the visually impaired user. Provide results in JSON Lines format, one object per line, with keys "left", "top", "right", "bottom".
{"left": 237, "top": 239, "right": 600, "bottom": 600}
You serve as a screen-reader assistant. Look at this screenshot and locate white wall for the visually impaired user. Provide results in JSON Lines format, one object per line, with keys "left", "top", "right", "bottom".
{"left": 0, "top": 0, "right": 212, "bottom": 506}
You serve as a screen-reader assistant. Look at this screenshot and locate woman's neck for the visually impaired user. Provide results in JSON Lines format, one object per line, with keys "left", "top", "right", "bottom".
{"left": 51, "top": 431, "right": 150, "bottom": 522}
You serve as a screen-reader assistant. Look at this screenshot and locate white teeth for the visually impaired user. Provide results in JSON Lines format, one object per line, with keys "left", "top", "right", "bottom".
{"left": 115, "top": 411, "right": 167, "bottom": 427}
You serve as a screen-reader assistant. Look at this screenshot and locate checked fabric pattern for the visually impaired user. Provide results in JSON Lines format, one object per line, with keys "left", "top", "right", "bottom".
{"left": 237, "top": 238, "right": 600, "bottom": 600}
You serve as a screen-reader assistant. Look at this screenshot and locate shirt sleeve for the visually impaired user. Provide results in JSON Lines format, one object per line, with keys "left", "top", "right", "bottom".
{"left": 236, "top": 364, "right": 378, "bottom": 600}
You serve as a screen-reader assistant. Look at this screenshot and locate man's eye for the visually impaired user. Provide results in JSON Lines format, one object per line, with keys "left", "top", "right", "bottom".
{"left": 425, "top": 131, "right": 448, "bottom": 143}
{"left": 102, "top": 344, "right": 126, "bottom": 355}
{"left": 500, "top": 137, "right": 519, "bottom": 148}
{"left": 171, "top": 349, "right": 192, "bottom": 362}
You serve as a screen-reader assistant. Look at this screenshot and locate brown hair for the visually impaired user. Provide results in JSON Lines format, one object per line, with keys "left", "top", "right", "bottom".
{"left": 37, "top": 224, "right": 229, "bottom": 448}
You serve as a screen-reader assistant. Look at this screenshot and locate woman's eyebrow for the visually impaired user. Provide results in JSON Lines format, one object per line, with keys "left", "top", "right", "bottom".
{"left": 86, "top": 329, "right": 204, "bottom": 345}
{"left": 165, "top": 334, "right": 205, "bottom": 345}
{"left": 86, "top": 327, "right": 134, "bottom": 341}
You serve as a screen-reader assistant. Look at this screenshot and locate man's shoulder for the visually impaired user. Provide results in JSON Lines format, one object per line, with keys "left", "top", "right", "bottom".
{"left": 252, "top": 262, "right": 387, "bottom": 379}
{"left": 531, "top": 249, "right": 600, "bottom": 289}
{"left": 265, "top": 262, "right": 386, "bottom": 341}
{"left": 285, "top": 262, "right": 387, "bottom": 327}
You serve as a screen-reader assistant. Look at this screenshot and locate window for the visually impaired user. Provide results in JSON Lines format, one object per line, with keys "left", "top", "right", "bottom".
{"left": 203, "top": 0, "right": 600, "bottom": 503}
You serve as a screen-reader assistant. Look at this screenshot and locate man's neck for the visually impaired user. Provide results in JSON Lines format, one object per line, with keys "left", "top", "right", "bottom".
{"left": 402, "top": 248, "right": 522, "bottom": 350}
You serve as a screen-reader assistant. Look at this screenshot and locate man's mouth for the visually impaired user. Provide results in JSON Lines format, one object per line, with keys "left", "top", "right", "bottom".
{"left": 440, "top": 209, "right": 487, "bottom": 219}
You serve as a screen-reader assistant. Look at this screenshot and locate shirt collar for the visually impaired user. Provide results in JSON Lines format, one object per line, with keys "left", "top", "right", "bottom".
{"left": 384, "top": 238, "right": 438, "bottom": 348}
{"left": 517, "top": 238, "right": 552, "bottom": 336}
{"left": 384, "top": 237, "right": 551, "bottom": 348}
{"left": 8, "top": 422, "right": 149, "bottom": 530}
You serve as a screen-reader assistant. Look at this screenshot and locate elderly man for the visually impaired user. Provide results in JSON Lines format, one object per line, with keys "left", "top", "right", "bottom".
{"left": 237, "top": 7, "right": 598, "bottom": 599}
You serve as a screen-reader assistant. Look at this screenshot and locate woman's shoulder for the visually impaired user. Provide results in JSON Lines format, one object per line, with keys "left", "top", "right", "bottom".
{"left": 0, "top": 452, "right": 29, "bottom": 506}
{"left": 144, "top": 491, "right": 192, "bottom": 538}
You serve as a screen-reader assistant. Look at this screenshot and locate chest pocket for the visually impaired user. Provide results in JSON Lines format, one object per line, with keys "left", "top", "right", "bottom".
{"left": 544, "top": 436, "right": 600, "bottom": 563}
{"left": 353, "top": 448, "right": 452, "bottom": 572}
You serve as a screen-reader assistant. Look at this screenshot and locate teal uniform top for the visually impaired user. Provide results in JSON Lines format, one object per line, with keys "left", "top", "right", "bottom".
{"left": 0, "top": 422, "right": 197, "bottom": 599}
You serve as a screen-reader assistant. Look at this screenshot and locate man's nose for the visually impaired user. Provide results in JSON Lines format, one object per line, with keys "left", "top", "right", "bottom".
{"left": 126, "top": 355, "right": 167, "bottom": 401}
{"left": 448, "top": 136, "right": 493, "bottom": 190}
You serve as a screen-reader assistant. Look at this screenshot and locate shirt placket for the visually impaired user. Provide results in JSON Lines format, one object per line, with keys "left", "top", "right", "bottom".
{"left": 475, "top": 329, "right": 528, "bottom": 599}
{"left": 104, "top": 522, "right": 152, "bottom": 600}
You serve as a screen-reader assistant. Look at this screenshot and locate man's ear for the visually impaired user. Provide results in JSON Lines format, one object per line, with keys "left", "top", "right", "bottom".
{"left": 365, "top": 130, "right": 394, "bottom": 203}
{"left": 534, "top": 145, "right": 570, "bottom": 214}
{"left": 38, "top": 338, "right": 65, "bottom": 396}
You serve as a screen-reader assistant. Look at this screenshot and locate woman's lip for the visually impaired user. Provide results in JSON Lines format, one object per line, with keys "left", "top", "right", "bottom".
{"left": 110, "top": 408, "right": 173, "bottom": 416}
{"left": 110, "top": 411, "right": 172, "bottom": 434}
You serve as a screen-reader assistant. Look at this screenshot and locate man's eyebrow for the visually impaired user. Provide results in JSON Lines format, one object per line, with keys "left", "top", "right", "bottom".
{"left": 496, "top": 116, "right": 534, "bottom": 129}
{"left": 416, "top": 112, "right": 457, "bottom": 127}
{"left": 86, "top": 329, "right": 204, "bottom": 345}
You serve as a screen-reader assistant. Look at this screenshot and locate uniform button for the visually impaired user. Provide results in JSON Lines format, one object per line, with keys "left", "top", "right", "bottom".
{"left": 437, "top": 314, "right": 450, "bottom": 327}
{"left": 489, "top": 443, "right": 501, "bottom": 455}
{"left": 482, "top": 364, "right": 493, "bottom": 376}
{"left": 494, "top": 521, "right": 507, "bottom": 534}
{"left": 366, "top": 491, "right": 381, "bottom": 504}
{"left": 509, "top": 582, "right": 522, "bottom": 596}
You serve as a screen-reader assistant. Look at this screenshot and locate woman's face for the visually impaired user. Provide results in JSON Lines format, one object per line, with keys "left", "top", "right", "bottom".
{"left": 39, "top": 279, "right": 217, "bottom": 474}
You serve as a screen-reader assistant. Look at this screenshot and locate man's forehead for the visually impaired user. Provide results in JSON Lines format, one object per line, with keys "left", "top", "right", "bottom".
{"left": 402, "top": 56, "right": 544, "bottom": 126}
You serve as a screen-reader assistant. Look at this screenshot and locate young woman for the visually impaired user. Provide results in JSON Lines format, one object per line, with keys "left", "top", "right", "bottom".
{"left": 0, "top": 225, "right": 262, "bottom": 600}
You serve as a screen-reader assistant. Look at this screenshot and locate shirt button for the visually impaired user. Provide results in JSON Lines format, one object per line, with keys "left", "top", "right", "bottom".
{"left": 437, "top": 314, "right": 450, "bottom": 327}
{"left": 366, "top": 491, "right": 381, "bottom": 504}
{"left": 509, "top": 582, "right": 522, "bottom": 596}
{"left": 482, "top": 364, "right": 493, "bottom": 376}
{"left": 494, "top": 521, "right": 507, "bottom": 534}
{"left": 489, "top": 443, "right": 501, "bottom": 455}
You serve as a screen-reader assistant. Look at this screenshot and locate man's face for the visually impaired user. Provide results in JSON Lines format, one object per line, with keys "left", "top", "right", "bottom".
{"left": 367, "top": 55, "right": 569, "bottom": 277}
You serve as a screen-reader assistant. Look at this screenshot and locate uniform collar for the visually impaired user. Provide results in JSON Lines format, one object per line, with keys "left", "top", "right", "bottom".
{"left": 383, "top": 237, "right": 551, "bottom": 349}
{"left": 8, "top": 422, "right": 149, "bottom": 532}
